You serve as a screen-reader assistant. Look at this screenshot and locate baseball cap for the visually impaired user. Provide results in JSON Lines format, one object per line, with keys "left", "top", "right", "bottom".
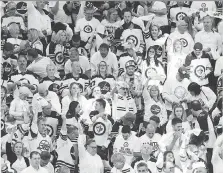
{"left": 190, "top": 100, "right": 202, "bottom": 111}
{"left": 72, "top": 34, "right": 81, "bottom": 42}
{"left": 40, "top": 151, "right": 51, "bottom": 161}
{"left": 125, "top": 60, "right": 136, "bottom": 69}
{"left": 121, "top": 112, "right": 136, "bottom": 126}
{"left": 52, "top": 22, "right": 66, "bottom": 33}
{"left": 194, "top": 42, "right": 203, "bottom": 51}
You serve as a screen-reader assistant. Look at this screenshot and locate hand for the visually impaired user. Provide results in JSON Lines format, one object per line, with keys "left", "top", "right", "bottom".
{"left": 173, "top": 131, "right": 181, "bottom": 140}
{"left": 203, "top": 47, "right": 211, "bottom": 52}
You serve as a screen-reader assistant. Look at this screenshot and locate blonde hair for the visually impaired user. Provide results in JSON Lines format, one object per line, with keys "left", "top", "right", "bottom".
{"left": 68, "top": 82, "right": 81, "bottom": 100}
{"left": 51, "top": 30, "right": 71, "bottom": 44}
{"left": 149, "top": 85, "right": 163, "bottom": 103}
{"left": 173, "top": 39, "right": 183, "bottom": 53}
{"left": 28, "top": 28, "right": 41, "bottom": 42}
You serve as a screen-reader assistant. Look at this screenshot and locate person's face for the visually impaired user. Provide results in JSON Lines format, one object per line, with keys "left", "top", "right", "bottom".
{"left": 113, "top": 161, "right": 125, "bottom": 170}
{"left": 19, "top": 93, "right": 28, "bottom": 100}
{"left": 195, "top": 168, "right": 207, "bottom": 173}
{"left": 99, "top": 62, "right": 107, "bottom": 72}
{"left": 85, "top": 9, "right": 94, "bottom": 21}
{"left": 7, "top": 3, "right": 16, "bottom": 15}
{"left": 164, "top": 162, "right": 175, "bottom": 173}
{"left": 137, "top": 166, "right": 149, "bottom": 173}
{"left": 173, "top": 123, "right": 182, "bottom": 132}
{"left": 178, "top": 20, "right": 188, "bottom": 33}
{"left": 61, "top": 32, "right": 67, "bottom": 42}
{"left": 166, "top": 153, "right": 175, "bottom": 163}
{"left": 36, "top": 1, "right": 46, "bottom": 9}
{"left": 43, "top": 104, "right": 52, "bottom": 116}
{"left": 40, "top": 158, "right": 50, "bottom": 167}
{"left": 126, "top": 66, "right": 135, "bottom": 76}
{"left": 119, "top": 87, "right": 128, "bottom": 96}
{"left": 194, "top": 49, "right": 202, "bottom": 56}
{"left": 17, "top": 57, "right": 27, "bottom": 69}
{"left": 148, "top": 48, "right": 155, "bottom": 58}
{"left": 72, "top": 63, "right": 81, "bottom": 74}
{"left": 31, "top": 154, "right": 41, "bottom": 168}
{"left": 174, "top": 41, "right": 182, "bottom": 52}
{"left": 14, "top": 143, "right": 23, "bottom": 156}
{"left": 38, "top": 120, "right": 47, "bottom": 135}
{"left": 95, "top": 101, "right": 101, "bottom": 111}
{"left": 187, "top": 114, "right": 194, "bottom": 122}
{"left": 150, "top": 86, "right": 159, "bottom": 98}
{"left": 71, "top": 84, "right": 80, "bottom": 95}
{"left": 146, "top": 127, "right": 155, "bottom": 138}
{"left": 47, "top": 66, "right": 55, "bottom": 77}
{"left": 87, "top": 142, "right": 97, "bottom": 155}
{"left": 72, "top": 40, "right": 80, "bottom": 48}
{"left": 203, "top": 17, "right": 212, "bottom": 31}
{"left": 110, "top": 11, "right": 118, "bottom": 21}
{"left": 70, "top": 49, "right": 79, "bottom": 62}
{"left": 75, "top": 104, "right": 81, "bottom": 114}
{"left": 123, "top": 11, "right": 132, "bottom": 24}
{"left": 122, "top": 133, "right": 130, "bottom": 140}
{"left": 100, "top": 47, "right": 109, "bottom": 58}
{"left": 151, "top": 26, "right": 159, "bottom": 38}
{"left": 4, "top": 66, "right": 11, "bottom": 74}
{"left": 174, "top": 108, "right": 183, "bottom": 119}
{"left": 93, "top": 87, "right": 101, "bottom": 97}
{"left": 39, "top": 90, "right": 48, "bottom": 97}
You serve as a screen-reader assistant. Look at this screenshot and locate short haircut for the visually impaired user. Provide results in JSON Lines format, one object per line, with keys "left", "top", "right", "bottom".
{"left": 30, "top": 151, "right": 40, "bottom": 159}
{"left": 18, "top": 53, "right": 27, "bottom": 61}
{"left": 99, "top": 43, "right": 109, "bottom": 51}
{"left": 111, "top": 153, "right": 125, "bottom": 163}
{"left": 172, "top": 117, "right": 182, "bottom": 126}
{"left": 27, "top": 48, "right": 38, "bottom": 59}
{"left": 96, "top": 98, "right": 106, "bottom": 109}
{"left": 37, "top": 116, "right": 47, "bottom": 125}
{"left": 67, "top": 124, "right": 78, "bottom": 134}
{"left": 137, "top": 162, "right": 148, "bottom": 170}
{"left": 150, "top": 116, "right": 160, "bottom": 124}
{"left": 122, "top": 8, "right": 132, "bottom": 17}
{"left": 40, "top": 151, "right": 51, "bottom": 160}
{"left": 188, "top": 82, "right": 201, "bottom": 96}
{"left": 121, "top": 125, "right": 131, "bottom": 134}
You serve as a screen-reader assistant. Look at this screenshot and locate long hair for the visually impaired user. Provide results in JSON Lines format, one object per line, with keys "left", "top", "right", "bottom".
{"left": 172, "top": 103, "right": 187, "bottom": 122}
{"left": 66, "top": 101, "right": 80, "bottom": 120}
{"left": 97, "top": 61, "right": 108, "bottom": 76}
{"left": 183, "top": 16, "right": 194, "bottom": 38}
{"left": 106, "top": 8, "right": 118, "bottom": 22}
{"left": 149, "top": 85, "right": 164, "bottom": 104}
{"left": 163, "top": 151, "right": 175, "bottom": 163}
{"left": 149, "top": 24, "right": 162, "bottom": 40}
{"left": 51, "top": 30, "right": 71, "bottom": 44}
{"left": 12, "top": 141, "right": 25, "bottom": 156}
{"left": 68, "top": 82, "right": 81, "bottom": 100}
{"left": 146, "top": 46, "right": 160, "bottom": 67}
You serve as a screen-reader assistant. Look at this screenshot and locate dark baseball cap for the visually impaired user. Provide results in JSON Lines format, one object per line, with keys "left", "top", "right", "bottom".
{"left": 194, "top": 42, "right": 203, "bottom": 51}
{"left": 190, "top": 100, "right": 202, "bottom": 111}
{"left": 3, "top": 42, "right": 14, "bottom": 51}
{"left": 72, "top": 34, "right": 81, "bottom": 42}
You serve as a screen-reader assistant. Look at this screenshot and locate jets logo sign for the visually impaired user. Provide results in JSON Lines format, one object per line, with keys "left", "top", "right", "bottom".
{"left": 37, "top": 140, "right": 50, "bottom": 152}
{"left": 46, "top": 124, "right": 54, "bottom": 137}
{"left": 150, "top": 105, "right": 161, "bottom": 115}
{"left": 176, "top": 12, "right": 187, "bottom": 21}
{"left": 1, "top": 119, "right": 5, "bottom": 131}
{"left": 126, "top": 35, "right": 138, "bottom": 47}
{"left": 55, "top": 52, "right": 65, "bottom": 65}
{"left": 145, "top": 67, "right": 157, "bottom": 78}
{"left": 93, "top": 122, "right": 106, "bottom": 136}
{"left": 194, "top": 65, "right": 205, "bottom": 78}
{"left": 84, "top": 25, "right": 93, "bottom": 33}
{"left": 180, "top": 38, "right": 188, "bottom": 47}
{"left": 174, "top": 86, "right": 187, "bottom": 99}
{"left": 98, "top": 81, "right": 111, "bottom": 94}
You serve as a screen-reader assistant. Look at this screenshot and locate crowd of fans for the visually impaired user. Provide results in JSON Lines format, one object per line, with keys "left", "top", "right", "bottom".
{"left": 1, "top": 1, "right": 223, "bottom": 173}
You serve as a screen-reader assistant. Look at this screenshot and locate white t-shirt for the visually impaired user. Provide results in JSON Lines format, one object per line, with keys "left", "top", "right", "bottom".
{"left": 170, "top": 7, "right": 193, "bottom": 23}
{"left": 191, "top": 1, "right": 217, "bottom": 18}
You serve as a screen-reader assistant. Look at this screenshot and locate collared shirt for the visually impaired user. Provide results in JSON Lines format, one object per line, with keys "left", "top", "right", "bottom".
{"left": 21, "top": 165, "right": 48, "bottom": 173}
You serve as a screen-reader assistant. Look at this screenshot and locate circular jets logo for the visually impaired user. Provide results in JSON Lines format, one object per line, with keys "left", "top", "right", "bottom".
{"left": 150, "top": 105, "right": 161, "bottom": 115}
{"left": 174, "top": 86, "right": 187, "bottom": 99}
{"left": 37, "top": 140, "right": 50, "bottom": 152}
{"left": 46, "top": 124, "right": 54, "bottom": 137}
{"left": 180, "top": 38, "right": 188, "bottom": 47}
{"left": 98, "top": 81, "right": 111, "bottom": 94}
{"left": 93, "top": 122, "right": 106, "bottom": 136}
{"left": 126, "top": 35, "right": 138, "bottom": 47}
{"left": 16, "top": 2, "right": 27, "bottom": 15}
{"left": 1, "top": 119, "right": 5, "bottom": 131}
{"left": 84, "top": 25, "right": 93, "bottom": 33}
{"left": 194, "top": 65, "right": 205, "bottom": 78}
{"left": 201, "top": 3, "right": 206, "bottom": 8}
{"left": 145, "top": 67, "right": 157, "bottom": 78}
{"left": 123, "top": 142, "right": 129, "bottom": 147}
{"left": 55, "top": 52, "right": 65, "bottom": 64}
{"left": 176, "top": 12, "right": 187, "bottom": 21}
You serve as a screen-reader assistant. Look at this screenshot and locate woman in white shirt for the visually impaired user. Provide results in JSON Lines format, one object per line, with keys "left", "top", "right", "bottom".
{"left": 167, "top": 39, "right": 187, "bottom": 80}
{"left": 140, "top": 46, "right": 166, "bottom": 89}
{"left": 61, "top": 82, "right": 87, "bottom": 117}
{"left": 143, "top": 82, "right": 167, "bottom": 126}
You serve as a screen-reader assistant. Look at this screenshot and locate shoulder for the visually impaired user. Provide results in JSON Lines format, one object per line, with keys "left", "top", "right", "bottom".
{"left": 133, "top": 23, "right": 143, "bottom": 30}
{"left": 79, "top": 73, "right": 89, "bottom": 80}
{"left": 64, "top": 73, "right": 73, "bottom": 79}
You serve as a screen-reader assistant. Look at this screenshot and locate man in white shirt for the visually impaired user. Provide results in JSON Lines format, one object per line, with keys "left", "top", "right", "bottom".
{"left": 40, "top": 151, "right": 54, "bottom": 173}
{"left": 64, "top": 47, "right": 91, "bottom": 78}
{"left": 21, "top": 151, "right": 48, "bottom": 173}
{"left": 91, "top": 43, "right": 118, "bottom": 78}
